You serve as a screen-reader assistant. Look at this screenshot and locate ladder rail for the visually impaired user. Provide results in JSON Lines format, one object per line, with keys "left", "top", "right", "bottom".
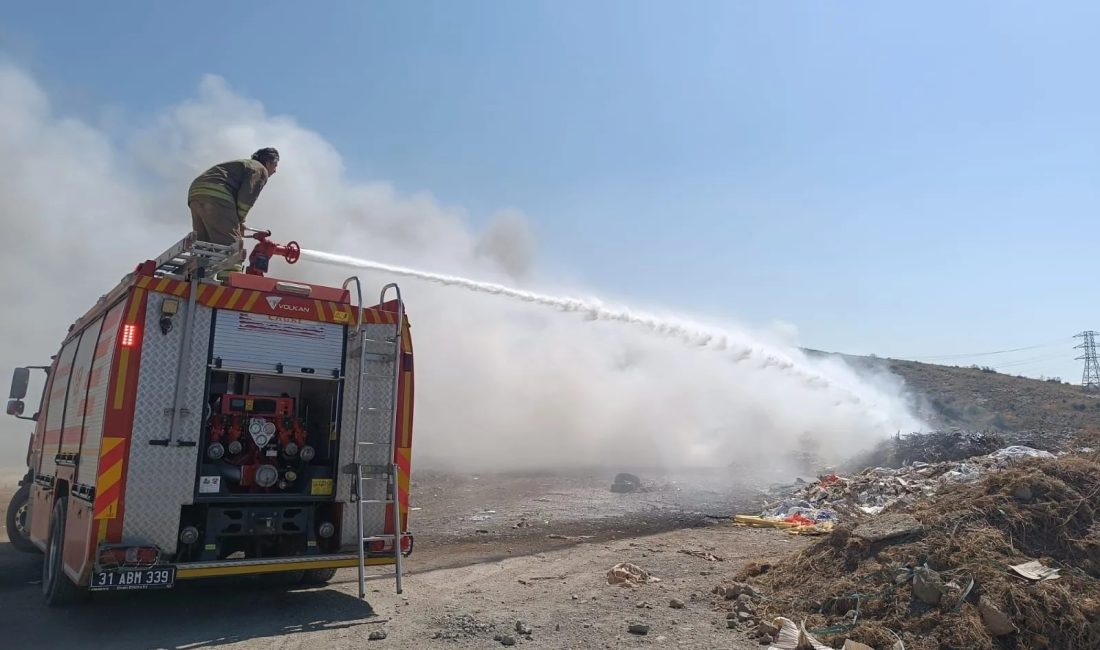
{"left": 352, "top": 281, "right": 406, "bottom": 598}
{"left": 380, "top": 283, "right": 406, "bottom": 593}
{"left": 152, "top": 232, "right": 244, "bottom": 279}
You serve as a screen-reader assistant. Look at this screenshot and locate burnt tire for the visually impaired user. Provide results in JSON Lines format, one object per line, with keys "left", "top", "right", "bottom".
{"left": 42, "top": 496, "right": 87, "bottom": 606}
{"left": 5, "top": 484, "right": 39, "bottom": 553}
{"left": 301, "top": 567, "right": 338, "bottom": 584}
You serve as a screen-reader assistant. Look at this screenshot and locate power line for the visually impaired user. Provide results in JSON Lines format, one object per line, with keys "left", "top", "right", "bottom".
{"left": 1074, "top": 331, "right": 1100, "bottom": 390}
{"left": 907, "top": 339, "right": 1070, "bottom": 362}
{"left": 993, "top": 353, "right": 1070, "bottom": 370}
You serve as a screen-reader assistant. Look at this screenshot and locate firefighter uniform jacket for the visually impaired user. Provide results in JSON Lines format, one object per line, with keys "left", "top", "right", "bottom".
{"left": 187, "top": 159, "right": 270, "bottom": 223}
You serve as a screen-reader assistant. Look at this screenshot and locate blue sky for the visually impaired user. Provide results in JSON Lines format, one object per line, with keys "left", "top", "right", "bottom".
{"left": 3, "top": 1, "right": 1098, "bottom": 381}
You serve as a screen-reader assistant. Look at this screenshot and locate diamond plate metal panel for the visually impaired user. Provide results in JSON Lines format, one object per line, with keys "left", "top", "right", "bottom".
{"left": 339, "top": 322, "right": 401, "bottom": 547}
{"left": 77, "top": 301, "right": 125, "bottom": 486}
{"left": 122, "top": 294, "right": 211, "bottom": 553}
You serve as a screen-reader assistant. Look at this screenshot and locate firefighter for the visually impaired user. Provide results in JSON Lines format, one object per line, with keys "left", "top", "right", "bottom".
{"left": 188, "top": 148, "right": 280, "bottom": 246}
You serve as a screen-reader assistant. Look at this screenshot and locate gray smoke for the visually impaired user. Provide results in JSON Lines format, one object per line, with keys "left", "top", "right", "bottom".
{"left": 0, "top": 61, "right": 923, "bottom": 472}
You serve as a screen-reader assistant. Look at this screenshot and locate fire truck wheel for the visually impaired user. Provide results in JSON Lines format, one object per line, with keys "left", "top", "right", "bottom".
{"left": 42, "top": 496, "right": 88, "bottom": 606}
{"left": 301, "top": 567, "right": 338, "bottom": 584}
{"left": 6, "top": 484, "right": 39, "bottom": 553}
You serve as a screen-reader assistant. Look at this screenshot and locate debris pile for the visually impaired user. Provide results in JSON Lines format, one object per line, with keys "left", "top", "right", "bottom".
{"left": 756, "top": 446, "right": 1057, "bottom": 525}
{"left": 733, "top": 452, "right": 1100, "bottom": 650}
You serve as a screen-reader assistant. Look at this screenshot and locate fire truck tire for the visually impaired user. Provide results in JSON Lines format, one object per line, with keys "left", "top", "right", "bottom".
{"left": 301, "top": 567, "right": 338, "bottom": 584}
{"left": 6, "top": 484, "right": 39, "bottom": 553}
{"left": 42, "top": 496, "right": 88, "bottom": 606}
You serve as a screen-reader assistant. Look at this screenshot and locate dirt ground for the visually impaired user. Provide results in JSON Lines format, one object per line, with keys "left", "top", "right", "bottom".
{"left": 0, "top": 468, "right": 805, "bottom": 649}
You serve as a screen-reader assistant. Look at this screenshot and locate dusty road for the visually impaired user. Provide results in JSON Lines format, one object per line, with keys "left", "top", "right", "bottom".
{"left": 1, "top": 469, "right": 801, "bottom": 649}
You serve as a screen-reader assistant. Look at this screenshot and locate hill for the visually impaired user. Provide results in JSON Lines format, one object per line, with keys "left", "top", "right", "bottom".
{"left": 811, "top": 350, "right": 1100, "bottom": 441}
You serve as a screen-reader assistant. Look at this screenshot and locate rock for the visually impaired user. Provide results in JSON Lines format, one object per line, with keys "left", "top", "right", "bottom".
{"left": 627, "top": 623, "right": 650, "bottom": 635}
{"left": 713, "top": 581, "right": 754, "bottom": 600}
{"left": 737, "top": 611, "right": 753, "bottom": 622}
{"left": 727, "top": 619, "right": 739, "bottom": 630}
{"left": 555, "top": 624, "right": 561, "bottom": 632}
{"left": 979, "top": 597, "right": 1016, "bottom": 636}
{"left": 515, "top": 621, "right": 533, "bottom": 636}
{"left": 499, "top": 635, "right": 517, "bottom": 646}
{"left": 912, "top": 565, "right": 944, "bottom": 606}
{"left": 756, "top": 620, "right": 780, "bottom": 637}
{"left": 571, "top": 594, "right": 579, "bottom": 600}
{"left": 842, "top": 641, "right": 875, "bottom": 650}
{"left": 611, "top": 473, "right": 642, "bottom": 493}
{"left": 669, "top": 598, "right": 685, "bottom": 609}
{"left": 635, "top": 601, "right": 652, "bottom": 609}
{"left": 726, "top": 612, "right": 738, "bottom": 620}
{"left": 758, "top": 636, "right": 773, "bottom": 646}
{"left": 852, "top": 513, "right": 924, "bottom": 542}
{"left": 368, "top": 630, "right": 387, "bottom": 641}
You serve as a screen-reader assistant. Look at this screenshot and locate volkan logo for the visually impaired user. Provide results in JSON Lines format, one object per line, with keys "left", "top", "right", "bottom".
{"left": 263, "top": 295, "right": 311, "bottom": 314}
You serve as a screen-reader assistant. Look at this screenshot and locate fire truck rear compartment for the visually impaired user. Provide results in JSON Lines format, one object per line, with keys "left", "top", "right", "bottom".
{"left": 197, "top": 373, "right": 339, "bottom": 499}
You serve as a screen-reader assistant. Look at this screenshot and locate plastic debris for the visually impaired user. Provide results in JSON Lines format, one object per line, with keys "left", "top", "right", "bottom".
{"left": 756, "top": 443, "right": 1057, "bottom": 525}
{"left": 766, "top": 617, "right": 829, "bottom": 650}
{"left": 988, "top": 446, "right": 1056, "bottom": 465}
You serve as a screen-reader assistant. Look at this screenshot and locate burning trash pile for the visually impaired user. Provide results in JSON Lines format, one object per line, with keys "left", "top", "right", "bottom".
{"left": 724, "top": 447, "right": 1100, "bottom": 649}
{"left": 746, "top": 446, "right": 1057, "bottom": 531}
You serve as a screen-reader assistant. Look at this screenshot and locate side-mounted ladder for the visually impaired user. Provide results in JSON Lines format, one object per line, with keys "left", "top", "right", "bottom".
{"left": 343, "top": 278, "right": 407, "bottom": 598}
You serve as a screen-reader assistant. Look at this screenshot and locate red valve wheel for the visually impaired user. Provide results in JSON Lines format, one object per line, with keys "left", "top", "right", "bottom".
{"left": 284, "top": 241, "right": 301, "bottom": 264}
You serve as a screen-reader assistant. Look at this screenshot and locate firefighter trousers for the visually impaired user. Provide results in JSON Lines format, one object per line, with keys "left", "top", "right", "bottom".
{"left": 189, "top": 197, "right": 241, "bottom": 246}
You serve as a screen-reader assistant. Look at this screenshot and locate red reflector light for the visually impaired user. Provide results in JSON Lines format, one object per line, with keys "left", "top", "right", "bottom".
{"left": 121, "top": 324, "right": 138, "bottom": 347}
{"left": 98, "top": 545, "right": 159, "bottom": 567}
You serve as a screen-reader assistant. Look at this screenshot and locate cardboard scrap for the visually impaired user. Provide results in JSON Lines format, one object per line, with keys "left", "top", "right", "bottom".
{"left": 1009, "top": 560, "right": 1060, "bottom": 582}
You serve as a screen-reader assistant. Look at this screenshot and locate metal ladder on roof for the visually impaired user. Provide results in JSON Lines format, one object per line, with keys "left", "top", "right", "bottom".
{"left": 151, "top": 232, "right": 245, "bottom": 280}
{"left": 343, "top": 278, "right": 406, "bottom": 598}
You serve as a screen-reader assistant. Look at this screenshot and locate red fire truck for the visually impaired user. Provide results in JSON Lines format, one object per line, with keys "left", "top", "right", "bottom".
{"left": 5, "top": 230, "right": 414, "bottom": 605}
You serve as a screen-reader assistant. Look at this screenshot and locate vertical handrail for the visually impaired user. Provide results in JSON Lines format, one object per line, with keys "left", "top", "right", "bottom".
{"left": 380, "top": 283, "right": 405, "bottom": 593}
{"left": 341, "top": 276, "right": 363, "bottom": 337}
{"left": 342, "top": 276, "right": 367, "bottom": 597}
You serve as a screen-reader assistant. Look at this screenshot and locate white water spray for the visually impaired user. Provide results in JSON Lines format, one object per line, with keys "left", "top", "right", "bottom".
{"left": 302, "top": 248, "right": 894, "bottom": 421}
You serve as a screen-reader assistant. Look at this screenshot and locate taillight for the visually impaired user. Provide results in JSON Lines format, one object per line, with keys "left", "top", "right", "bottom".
{"left": 98, "top": 545, "right": 159, "bottom": 567}
{"left": 121, "top": 324, "right": 138, "bottom": 347}
{"left": 367, "top": 535, "right": 413, "bottom": 554}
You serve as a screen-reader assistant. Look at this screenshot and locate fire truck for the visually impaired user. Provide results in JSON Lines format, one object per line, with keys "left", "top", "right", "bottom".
{"left": 4, "top": 230, "right": 414, "bottom": 605}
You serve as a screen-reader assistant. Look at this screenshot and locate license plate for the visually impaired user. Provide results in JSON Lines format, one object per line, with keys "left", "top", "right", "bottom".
{"left": 89, "top": 566, "right": 176, "bottom": 591}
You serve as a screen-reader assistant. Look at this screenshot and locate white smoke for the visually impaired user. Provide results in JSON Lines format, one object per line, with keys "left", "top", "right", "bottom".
{"left": 0, "top": 60, "right": 923, "bottom": 472}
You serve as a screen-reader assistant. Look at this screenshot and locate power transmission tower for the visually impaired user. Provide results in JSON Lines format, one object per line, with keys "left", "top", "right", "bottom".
{"left": 1074, "top": 331, "right": 1100, "bottom": 390}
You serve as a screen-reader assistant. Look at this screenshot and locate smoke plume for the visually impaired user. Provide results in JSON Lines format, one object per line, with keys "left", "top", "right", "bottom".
{"left": 0, "top": 60, "right": 922, "bottom": 471}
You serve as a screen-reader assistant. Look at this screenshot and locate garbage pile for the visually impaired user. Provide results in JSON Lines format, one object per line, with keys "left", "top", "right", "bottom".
{"left": 756, "top": 446, "right": 1057, "bottom": 526}
{"left": 729, "top": 449, "right": 1100, "bottom": 650}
